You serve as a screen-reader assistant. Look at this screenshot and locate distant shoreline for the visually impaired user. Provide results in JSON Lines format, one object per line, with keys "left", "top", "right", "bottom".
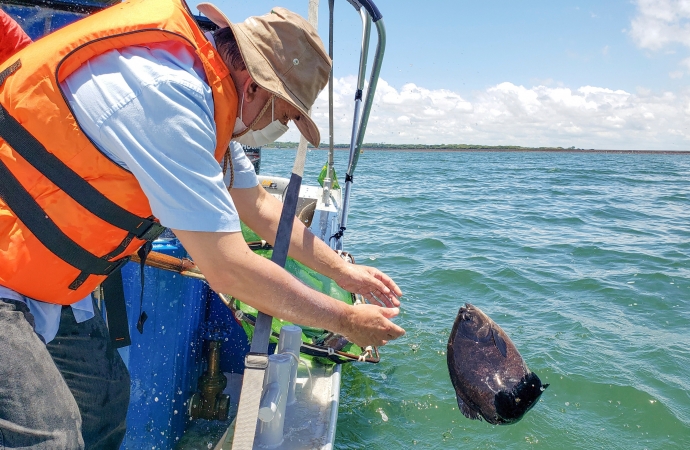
{"left": 265, "top": 146, "right": 690, "bottom": 155}
{"left": 357, "top": 148, "right": 690, "bottom": 155}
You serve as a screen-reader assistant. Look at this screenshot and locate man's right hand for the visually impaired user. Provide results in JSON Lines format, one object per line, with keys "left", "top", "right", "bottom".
{"left": 341, "top": 304, "right": 405, "bottom": 348}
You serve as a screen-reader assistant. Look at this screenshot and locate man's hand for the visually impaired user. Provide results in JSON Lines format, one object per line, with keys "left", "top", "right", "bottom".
{"left": 341, "top": 304, "right": 405, "bottom": 348}
{"left": 334, "top": 264, "right": 402, "bottom": 308}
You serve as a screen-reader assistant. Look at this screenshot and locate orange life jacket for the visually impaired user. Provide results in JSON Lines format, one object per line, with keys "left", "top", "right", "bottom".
{"left": 0, "top": 0, "right": 237, "bottom": 305}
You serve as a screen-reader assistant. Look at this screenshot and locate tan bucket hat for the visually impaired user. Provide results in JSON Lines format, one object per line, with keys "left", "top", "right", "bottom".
{"left": 196, "top": 3, "right": 331, "bottom": 147}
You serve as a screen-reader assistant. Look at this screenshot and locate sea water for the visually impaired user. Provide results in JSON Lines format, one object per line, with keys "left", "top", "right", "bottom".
{"left": 260, "top": 149, "right": 690, "bottom": 450}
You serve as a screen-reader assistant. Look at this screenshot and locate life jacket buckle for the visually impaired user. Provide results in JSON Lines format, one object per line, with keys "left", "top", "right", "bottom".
{"left": 105, "top": 255, "right": 132, "bottom": 275}
{"left": 136, "top": 221, "right": 166, "bottom": 241}
{"left": 68, "top": 255, "right": 131, "bottom": 291}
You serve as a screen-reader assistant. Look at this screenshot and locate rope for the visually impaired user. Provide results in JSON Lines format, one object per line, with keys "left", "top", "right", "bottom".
{"left": 330, "top": 226, "right": 346, "bottom": 242}
{"left": 299, "top": 357, "right": 314, "bottom": 401}
{"left": 222, "top": 146, "right": 234, "bottom": 190}
{"left": 358, "top": 346, "right": 373, "bottom": 362}
{"left": 281, "top": 353, "right": 314, "bottom": 401}
{"left": 231, "top": 95, "right": 274, "bottom": 140}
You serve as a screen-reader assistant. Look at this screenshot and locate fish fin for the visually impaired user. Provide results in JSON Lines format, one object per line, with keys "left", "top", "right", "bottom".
{"left": 457, "top": 394, "right": 483, "bottom": 421}
{"left": 491, "top": 327, "right": 508, "bottom": 358}
{"left": 494, "top": 372, "right": 548, "bottom": 424}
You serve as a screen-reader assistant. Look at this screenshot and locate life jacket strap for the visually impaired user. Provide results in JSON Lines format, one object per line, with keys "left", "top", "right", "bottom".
{"left": 0, "top": 59, "right": 21, "bottom": 86}
{"left": 0, "top": 102, "right": 164, "bottom": 290}
{"left": 0, "top": 154, "right": 130, "bottom": 278}
{"left": 0, "top": 102, "right": 160, "bottom": 237}
{"left": 101, "top": 266, "right": 132, "bottom": 348}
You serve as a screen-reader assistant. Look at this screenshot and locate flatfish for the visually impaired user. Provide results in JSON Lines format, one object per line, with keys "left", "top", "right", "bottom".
{"left": 447, "top": 303, "right": 548, "bottom": 424}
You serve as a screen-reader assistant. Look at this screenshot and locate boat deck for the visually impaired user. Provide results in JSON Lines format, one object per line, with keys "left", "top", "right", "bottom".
{"left": 177, "top": 362, "right": 341, "bottom": 449}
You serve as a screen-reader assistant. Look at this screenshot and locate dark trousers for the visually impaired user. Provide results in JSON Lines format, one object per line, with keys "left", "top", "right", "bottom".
{"left": 0, "top": 298, "right": 130, "bottom": 449}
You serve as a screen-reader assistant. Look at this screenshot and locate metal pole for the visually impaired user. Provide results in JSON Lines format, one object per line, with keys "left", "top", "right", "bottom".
{"left": 328, "top": 0, "right": 335, "bottom": 184}
{"left": 354, "top": 18, "right": 385, "bottom": 154}
{"left": 334, "top": 7, "right": 372, "bottom": 250}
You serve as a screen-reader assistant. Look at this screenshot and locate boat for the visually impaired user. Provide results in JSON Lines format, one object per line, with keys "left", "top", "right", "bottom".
{"left": 1, "top": 0, "right": 387, "bottom": 448}
{"left": 242, "top": 145, "right": 261, "bottom": 175}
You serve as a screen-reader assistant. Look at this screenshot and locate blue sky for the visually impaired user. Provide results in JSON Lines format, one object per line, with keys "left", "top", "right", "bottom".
{"left": 210, "top": 0, "right": 690, "bottom": 150}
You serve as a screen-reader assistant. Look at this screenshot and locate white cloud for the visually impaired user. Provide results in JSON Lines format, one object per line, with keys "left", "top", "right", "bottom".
{"left": 630, "top": 0, "right": 690, "bottom": 50}
{"left": 281, "top": 76, "right": 690, "bottom": 150}
{"left": 681, "top": 56, "right": 690, "bottom": 69}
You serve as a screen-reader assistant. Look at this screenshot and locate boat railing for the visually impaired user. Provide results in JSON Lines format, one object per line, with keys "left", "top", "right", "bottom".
{"left": 331, "top": 0, "right": 386, "bottom": 250}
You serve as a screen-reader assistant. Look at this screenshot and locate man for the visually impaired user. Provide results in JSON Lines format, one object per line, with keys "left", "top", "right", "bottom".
{"left": 0, "top": 1, "right": 405, "bottom": 448}
{"left": 0, "top": 9, "right": 31, "bottom": 63}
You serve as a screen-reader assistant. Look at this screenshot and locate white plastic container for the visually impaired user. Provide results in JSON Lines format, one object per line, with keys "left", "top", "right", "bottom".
{"left": 256, "top": 353, "right": 292, "bottom": 448}
{"left": 277, "top": 325, "right": 302, "bottom": 405}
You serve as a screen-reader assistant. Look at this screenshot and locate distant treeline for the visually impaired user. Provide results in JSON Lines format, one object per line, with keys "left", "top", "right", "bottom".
{"left": 269, "top": 142, "right": 577, "bottom": 150}
{"left": 266, "top": 142, "right": 690, "bottom": 154}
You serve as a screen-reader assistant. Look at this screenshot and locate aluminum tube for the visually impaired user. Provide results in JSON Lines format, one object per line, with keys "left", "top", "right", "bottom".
{"left": 344, "top": 9, "right": 371, "bottom": 178}
{"left": 326, "top": 0, "right": 335, "bottom": 189}
{"left": 353, "top": 18, "right": 386, "bottom": 166}
{"left": 278, "top": 325, "right": 302, "bottom": 405}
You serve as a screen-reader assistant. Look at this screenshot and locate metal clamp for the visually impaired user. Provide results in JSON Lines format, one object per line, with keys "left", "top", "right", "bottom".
{"left": 244, "top": 352, "right": 269, "bottom": 370}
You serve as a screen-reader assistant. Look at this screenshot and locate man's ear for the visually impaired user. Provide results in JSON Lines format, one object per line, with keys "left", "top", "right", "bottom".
{"left": 244, "top": 79, "right": 260, "bottom": 103}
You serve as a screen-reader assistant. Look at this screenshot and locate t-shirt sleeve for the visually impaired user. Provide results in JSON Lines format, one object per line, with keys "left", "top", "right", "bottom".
{"left": 224, "top": 141, "right": 259, "bottom": 189}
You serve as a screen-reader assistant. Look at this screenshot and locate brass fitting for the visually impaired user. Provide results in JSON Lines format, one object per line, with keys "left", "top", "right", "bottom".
{"left": 189, "top": 340, "right": 229, "bottom": 421}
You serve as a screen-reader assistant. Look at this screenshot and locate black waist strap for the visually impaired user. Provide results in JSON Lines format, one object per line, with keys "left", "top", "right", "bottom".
{"left": 0, "top": 102, "right": 160, "bottom": 240}
{"left": 0, "top": 154, "right": 131, "bottom": 277}
{"left": 0, "top": 61, "right": 164, "bottom": 288}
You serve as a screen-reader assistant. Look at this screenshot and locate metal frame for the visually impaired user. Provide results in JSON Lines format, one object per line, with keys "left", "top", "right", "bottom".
{"left": 331, "top": 0, "right": 386, "bottom": 250}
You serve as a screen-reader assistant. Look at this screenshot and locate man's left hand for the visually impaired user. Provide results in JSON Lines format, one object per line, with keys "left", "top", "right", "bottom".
{"left": 334, "top": 264, "right": 402, "bottom": 308}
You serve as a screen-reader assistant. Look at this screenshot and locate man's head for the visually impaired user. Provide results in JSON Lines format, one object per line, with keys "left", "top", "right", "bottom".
{"left": 197, "top": 3, "right": 331, "bottom": 147}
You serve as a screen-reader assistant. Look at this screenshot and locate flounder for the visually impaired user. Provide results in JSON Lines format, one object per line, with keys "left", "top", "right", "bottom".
{"left": 447, "top": 303, "right": 548, "bottom": 424}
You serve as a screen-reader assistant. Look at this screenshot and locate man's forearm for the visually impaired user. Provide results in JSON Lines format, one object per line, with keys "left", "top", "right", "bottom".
{"left": 230, "top": 184, "right": 402, "bottom": 308}
{"left": 172, "top": 229, "right": 348, "bottom": 331}
{"left": 171, "top": 228, "right": 404, "bottom": 347}
{"left": 232, "top": 185, "right": 345, "bottom": 280}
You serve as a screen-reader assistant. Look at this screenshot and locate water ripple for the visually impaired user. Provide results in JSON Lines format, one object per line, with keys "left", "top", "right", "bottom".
{"left": 261, "top": 149, "right": 690, "bottom": 449}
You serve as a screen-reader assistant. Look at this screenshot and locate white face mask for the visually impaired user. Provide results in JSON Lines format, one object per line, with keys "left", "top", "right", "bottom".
{"left": 233, "top": 94, "right": 289, "bottom": 147}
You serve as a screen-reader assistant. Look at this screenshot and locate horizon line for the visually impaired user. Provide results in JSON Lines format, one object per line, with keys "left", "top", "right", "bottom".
{"left": 266, "top": 143, "right": 690, "bottom": 154}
